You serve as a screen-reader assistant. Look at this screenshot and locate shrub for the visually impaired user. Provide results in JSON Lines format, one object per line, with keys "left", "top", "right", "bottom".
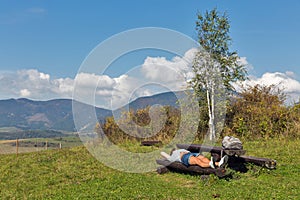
{"left": 95, "top": 106, "right": 181, "bottom": 144}
{"left": 95, "top": 85, "right": 300, "bottom": 143}
{"left": 287, "top": 102, "right": 300, "bottom": 137}
{"left": 224, "top": 84, "right": 290, "bottom": 139}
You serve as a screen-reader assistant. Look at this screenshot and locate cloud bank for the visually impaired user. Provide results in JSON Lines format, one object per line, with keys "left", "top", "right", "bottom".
{"left": 1, "top": 49, "right": 299, "bottom": 109}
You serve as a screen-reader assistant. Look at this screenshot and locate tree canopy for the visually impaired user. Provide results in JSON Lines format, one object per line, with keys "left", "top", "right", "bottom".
{"left": 190, "top": 8, "right": 248, "bottom": 141}
{"left": 193, "top": 8, "right": 247, "bottom": 92}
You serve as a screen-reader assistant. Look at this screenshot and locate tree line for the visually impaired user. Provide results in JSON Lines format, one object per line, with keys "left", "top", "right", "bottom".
{"left": 95, "top": 84, "right": 300, "bottom": 143}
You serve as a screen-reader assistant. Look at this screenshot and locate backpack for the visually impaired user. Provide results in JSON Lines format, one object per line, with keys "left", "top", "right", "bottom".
{"left": 222, "top": 136, "right": 243, "bottom": 150}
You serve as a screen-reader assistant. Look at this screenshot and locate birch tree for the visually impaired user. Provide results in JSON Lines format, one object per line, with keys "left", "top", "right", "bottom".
{"left": 190, "top": 8, "right": 247, "bottom": 141}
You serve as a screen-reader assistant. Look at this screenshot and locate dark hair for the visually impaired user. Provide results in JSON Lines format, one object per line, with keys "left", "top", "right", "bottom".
{"left": 170, "top": 148, "right": 176, "bottom": 155}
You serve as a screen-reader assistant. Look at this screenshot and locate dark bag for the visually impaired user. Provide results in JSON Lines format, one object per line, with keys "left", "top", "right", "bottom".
{"left": 222, "top": 136, "right": 243, "bottom": 150}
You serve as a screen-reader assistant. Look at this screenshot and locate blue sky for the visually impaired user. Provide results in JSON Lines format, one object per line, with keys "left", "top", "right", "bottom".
{"left": 1, "top": 0, "right": 300, "bottom": 107}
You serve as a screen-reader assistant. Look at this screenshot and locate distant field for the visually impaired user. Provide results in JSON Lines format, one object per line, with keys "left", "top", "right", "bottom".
{"left": 0, "top": 137, "right": 299, "bottom": 199}
{"left": 0, "top": 136, "right": 82, "bottom": 154}
{"left": 0, "top": 127, "right": 22, "bottom": 132}
{"left": 0, "top": 127, "right": 76, "bottom": 140}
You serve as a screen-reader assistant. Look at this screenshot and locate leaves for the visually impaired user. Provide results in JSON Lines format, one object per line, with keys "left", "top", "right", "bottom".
{"left": 193, "top": 8, "right": 247, "bottom": 93}
{"left": 96, "top": 106, "right": 181, "bottom": 144}
{"left": 224, "top": 84, "right": 297, "bottom": 139}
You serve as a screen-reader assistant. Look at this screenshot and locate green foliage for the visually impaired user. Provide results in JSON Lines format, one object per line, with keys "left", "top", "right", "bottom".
{"left": 287, "top": 102, "right": 300, "bottom": 137}
{"left": 96, "top": 106, "right": 181, "bottom": 144}
{"left": 190, "top": 8, "right": 247, "bottom": 141}
{"left": 193, "top": 8, "right": 247, "bottom": 93}
{"left": 224, "top": 84, "right": 294, "bottom": 139}
{"left": 97, "top": 85, "right": 300, "bottom": 143}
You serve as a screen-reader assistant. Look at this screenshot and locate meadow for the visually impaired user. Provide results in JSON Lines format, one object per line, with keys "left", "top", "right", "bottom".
{"left": 0, "top": 137, "right": 299, "bottom": 199}
{"left": 0, "top": 136, "right": 81, "bottom": 155}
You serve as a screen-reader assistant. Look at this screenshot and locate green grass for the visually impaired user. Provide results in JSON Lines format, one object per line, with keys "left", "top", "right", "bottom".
{"left": 0, "top": 138, "right": 299, "bottom": 199}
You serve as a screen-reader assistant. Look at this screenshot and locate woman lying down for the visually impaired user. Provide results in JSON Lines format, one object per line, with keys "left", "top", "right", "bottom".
{"left": 160, "top": 149, "right": 228, "bottom": 169}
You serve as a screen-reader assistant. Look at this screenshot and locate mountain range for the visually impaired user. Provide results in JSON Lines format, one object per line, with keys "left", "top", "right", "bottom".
{"left": 0, "top": 91, "right": 182, "bottom": 134}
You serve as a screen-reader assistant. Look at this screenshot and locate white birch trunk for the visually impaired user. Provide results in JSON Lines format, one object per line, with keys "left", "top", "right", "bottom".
{"left": 206, "top": 85, "right": 214, "bottom": 141}
{"left": 206, "top": 70, "right": 216, "bottom": 141}
{"left": 211, "top": 84, "right": 216, "bottom": 141}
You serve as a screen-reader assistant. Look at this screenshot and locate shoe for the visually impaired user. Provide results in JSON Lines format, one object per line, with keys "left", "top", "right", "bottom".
{"left": 218, "top": 155, "right": 229, "bottom": 168}
{"left": 209, "top": 157, "right": 216, "bottom": 169}
{"left": 160, "top": 151, "right": 171, "bottom": 159}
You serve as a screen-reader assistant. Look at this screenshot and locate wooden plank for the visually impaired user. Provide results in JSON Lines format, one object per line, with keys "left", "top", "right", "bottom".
{"left": 176, "top": 144, "right": 246, "bottom": 156}
{"left": 156, "top": 159, "right": 227, "bottom": 178}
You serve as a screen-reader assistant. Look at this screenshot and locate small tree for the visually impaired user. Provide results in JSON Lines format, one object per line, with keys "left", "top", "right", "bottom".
{"left": 190, "top": 8, "right": 247, "bottom": 141}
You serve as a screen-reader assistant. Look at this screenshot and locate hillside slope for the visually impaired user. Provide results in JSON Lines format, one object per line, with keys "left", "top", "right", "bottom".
{"left": 0, "top": 98, "right": 112, "bottom": 131}
{"left": 0, "top": 91, "right": 184, "bottom": 132}
{"left": 0, "top": 138, "right": 299, "bottom": 199}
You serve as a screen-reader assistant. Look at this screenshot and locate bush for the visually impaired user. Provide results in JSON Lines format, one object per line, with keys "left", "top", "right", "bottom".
{"left": 95, "top": 84, "right": 300, "bottom": 143}
{"left": 224, "top": 84, "right": 291, "bottom": 139}
{"left": 287, "top": 102, "right": 300, "bottom": 137}
{"left": 95, "top": 106, "right": 181, "bottom": 144}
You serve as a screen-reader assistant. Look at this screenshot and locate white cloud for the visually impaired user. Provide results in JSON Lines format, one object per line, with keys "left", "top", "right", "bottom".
{"left": 238, "top": 57, "right": 253, "bottom": 71}
{"left": 110, "top": 75, "right": 143, "bottom": 109}
{"left": 18, "top": 69, "right": 50, "bottom": 82}
{"left": 74, "top": 73, "right": 116, "bottom": 89}
{"left": 74, "top": 73, "right": 120, "bottom": 109}
{"left": 20, "top": 89, "right": 31, "bottom": 97}
{"left": 141, "top": 48, "right": 197, "bottom": 91}
{"left": 1, "top": 48, "right": 299, "bottom": 109}
{"left": 140, "top": 49, "right": 300, "bottom": 104}
{"left": 239, "top": 71, "right": 300, "bottom": 104}
{"left": 0, "top": 69, "right": 72, "bottom": 100}
{"left": 285, "top": 71, "right": 296, "bottom": 78}
{"left": 0, "top": 49, "right": 196, "bottom": 109}
{"left": 53, "top": 77, "right": 74, "bottom": 93}
{"left": 0, "top": 70, "right": 134, "bottom": 108}
{"left": 73, "top": 73, "right": 145, "bottom": 109}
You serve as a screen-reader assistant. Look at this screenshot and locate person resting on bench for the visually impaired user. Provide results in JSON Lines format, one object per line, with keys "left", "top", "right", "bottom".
{"left": 161, "top": 149, "right": 228, "bottom": 169}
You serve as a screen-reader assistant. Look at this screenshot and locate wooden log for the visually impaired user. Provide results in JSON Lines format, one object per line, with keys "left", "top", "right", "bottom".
{"left": 157, "top": 166, "right": 169, "bottom": 174}
{"left": 156, "top": 159, "right": 227, "bottom": 178}
{"left": 176, "top": 144, "right": 246, "bottom": 156}
{"left": 141, "top": 140, "right": 162, "bottom": 146}
{"left": 239, "top": 155, "right": 277, "bottom": 169}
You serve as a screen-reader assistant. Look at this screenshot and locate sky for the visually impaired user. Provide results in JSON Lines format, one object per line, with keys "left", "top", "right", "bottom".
{"left": 0, "top": 0, "right": 300, "bottom": 109}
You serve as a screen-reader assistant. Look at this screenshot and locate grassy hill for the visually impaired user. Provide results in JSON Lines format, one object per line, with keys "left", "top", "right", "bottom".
{"left": 0, "top": 138, "right": 299, "bottom": 199}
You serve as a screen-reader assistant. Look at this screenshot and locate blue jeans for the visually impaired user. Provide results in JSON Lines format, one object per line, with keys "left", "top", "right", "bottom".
{"left": 181, "top": 153, "right": 200, "bottom": 166}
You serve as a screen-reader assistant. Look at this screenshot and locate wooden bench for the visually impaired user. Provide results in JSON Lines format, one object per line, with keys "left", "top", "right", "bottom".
{"left": 156, "top": 159, "right": 227, "bottom": 178}
{"left": 156, "top": 144, "right": 276, "bottom": 177}
{"left": 176, "top": 144, "right": 276, "bottom": 169}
